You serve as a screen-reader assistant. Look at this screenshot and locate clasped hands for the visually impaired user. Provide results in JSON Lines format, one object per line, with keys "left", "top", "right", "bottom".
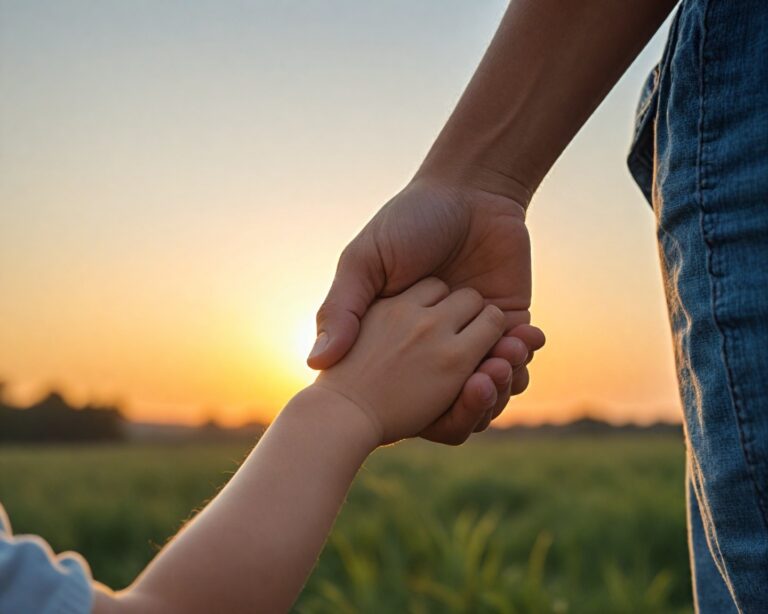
{"left": 307, "top": 178, "right": 545, "bottom": 446}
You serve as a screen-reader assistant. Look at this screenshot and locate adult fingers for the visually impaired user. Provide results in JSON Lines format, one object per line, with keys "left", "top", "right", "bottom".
{"left": 419, "top": 372, "right": 497, "bottom": 445}
{"left": 488, "top": 336, "right": 529, "bottom": 368}
{"left": 507, "top": 324, "right": 546, "bottom": 354}
{"left": 456, "top": 357, "right": 512, "bottom": 436}
{"left": 474, "top": 354, "right": 516, "bottom": 428}
{"left": 308, "top": 240, "right": 384, "bottom": 370}
{"left": 475, "top": 325, "right": 542, "bottom": 423}
{"left": 491, "top": 366, "right": 531, "bottom": 421}
{"left": 477, "top": 356, "right": 514, "bottom": 388}
{"left": 472, "top": 357, "right": 513, "bottom": 433}
{"left": 473, "top": 408, "right": 496, "bottom": 433}
{"left": 476, "top": 324, "right": 543, "bottom": 424}
{"left": 510, "top": 365, "right": 531, "bottom": 396}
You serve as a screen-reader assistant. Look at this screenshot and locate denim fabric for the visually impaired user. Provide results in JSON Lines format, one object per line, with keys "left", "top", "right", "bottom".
{"left": 628, "top": 1, "right": 768, "bottom": 612}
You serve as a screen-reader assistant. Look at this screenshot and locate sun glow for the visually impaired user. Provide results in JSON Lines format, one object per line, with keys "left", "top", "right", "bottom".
{"left": 0, "top": 1, "right": 681, "bottom": 428}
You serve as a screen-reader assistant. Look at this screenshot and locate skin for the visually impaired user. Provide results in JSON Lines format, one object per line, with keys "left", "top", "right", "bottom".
{"left": 93, "top": 279, "right": 512, "bottom": 613}
{"left": 309, "top": 0, "right": 678, "bottom": 443}
{"left": 86, "top": 1, "right": 679, "bottom": 611}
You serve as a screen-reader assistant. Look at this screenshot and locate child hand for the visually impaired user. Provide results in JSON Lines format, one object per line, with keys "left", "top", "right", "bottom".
{"left": 314, "top": 277, "right": 506, "bottom": 445}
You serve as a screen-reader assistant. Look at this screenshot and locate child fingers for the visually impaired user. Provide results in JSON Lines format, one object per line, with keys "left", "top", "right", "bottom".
{"left": 399, "top": 277, "right": 450, "bottom": 307}
{"left": 458, "top": 304, "right": 507, "bottom": 360}
{"left": 433, "top": 287, "right": 485, "bottom": 331}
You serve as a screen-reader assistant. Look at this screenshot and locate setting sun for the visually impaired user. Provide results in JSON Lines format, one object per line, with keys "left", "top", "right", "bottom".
{"left": 0, "top": 1, "right": 679, "bottom": 427}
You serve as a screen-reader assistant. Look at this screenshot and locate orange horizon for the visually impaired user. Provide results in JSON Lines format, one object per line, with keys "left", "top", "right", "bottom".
{"left": 0, "top": 3, "right": 679, "bottom": 431}
{"left": 0, "top": 376, "right": 682, "bottom": 429}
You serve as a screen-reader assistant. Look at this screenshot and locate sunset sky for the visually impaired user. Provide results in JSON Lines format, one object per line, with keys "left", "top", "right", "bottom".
{"left": 0, "top": 1, "right": 679, "bottom": 426}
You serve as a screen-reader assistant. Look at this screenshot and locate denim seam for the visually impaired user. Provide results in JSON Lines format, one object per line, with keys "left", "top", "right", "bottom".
{"left": 695, "top": 6, "right": 732, "bottom": 595}
{"left": 696, "top": 0, "right": 768, "bottom": 538}
{"left": 694, "top": 2, "right": 744, "bottom": 609}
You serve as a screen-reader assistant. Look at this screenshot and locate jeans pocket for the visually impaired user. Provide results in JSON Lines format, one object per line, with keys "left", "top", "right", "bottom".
{"left": 626, "top": 64, "right": 660, "bottom": 206}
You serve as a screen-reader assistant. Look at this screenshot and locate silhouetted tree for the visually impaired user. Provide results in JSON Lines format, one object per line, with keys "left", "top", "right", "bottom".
{"left": 0, "top": 390, "right": 125, "bottom": 444}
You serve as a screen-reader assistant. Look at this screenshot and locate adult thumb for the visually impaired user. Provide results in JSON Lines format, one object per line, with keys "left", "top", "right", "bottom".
{"left": 307, "top": 245, "right": 382, "bottom": 370}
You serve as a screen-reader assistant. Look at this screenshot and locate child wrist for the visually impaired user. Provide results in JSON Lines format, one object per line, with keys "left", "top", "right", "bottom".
{"left": 302, "top": 383, "right": 384, "bottom": 451}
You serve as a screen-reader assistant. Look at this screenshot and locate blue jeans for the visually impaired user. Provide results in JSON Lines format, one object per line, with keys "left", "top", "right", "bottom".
{"left": 628, "top": 1, "right": 768, "bottom": 612}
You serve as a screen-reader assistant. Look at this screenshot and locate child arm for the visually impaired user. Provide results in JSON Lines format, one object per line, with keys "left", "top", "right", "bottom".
{"left": 95, "top": 278, "right": 507, "bottom": 614}
{"left": 98, "top": 386, "right": 377, "bottom": 614}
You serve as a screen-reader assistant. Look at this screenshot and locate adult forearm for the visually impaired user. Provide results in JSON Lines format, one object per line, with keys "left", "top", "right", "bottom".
{"left": 109, "top": 386, "right": 377, "bottom": 614}
{"left": 417, "top": 0, "right": 677, "bottom": 202}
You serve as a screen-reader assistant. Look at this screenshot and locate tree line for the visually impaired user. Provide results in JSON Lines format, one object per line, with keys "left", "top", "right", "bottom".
{"left": 0, "top": 384, "right": 125, "bottom": 443}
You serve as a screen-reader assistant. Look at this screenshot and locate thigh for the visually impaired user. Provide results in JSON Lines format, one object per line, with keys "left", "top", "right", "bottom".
{"left": 653, "top": 0, "right": 768, "bottom": 610}
{"left": 687, "top": 470, "right": 738, "bottom": 613}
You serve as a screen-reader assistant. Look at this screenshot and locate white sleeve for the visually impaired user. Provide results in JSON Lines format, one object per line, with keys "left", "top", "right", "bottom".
{"left": 0, "top": 504, "right": 94, "bottom": 614}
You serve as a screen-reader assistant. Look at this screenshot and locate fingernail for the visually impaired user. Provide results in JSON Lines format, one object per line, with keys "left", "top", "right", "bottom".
{"left": 308, "top": 332, "right": 329, "bottom": 361}
{"left": 481, "top": 381, "right": 496, "bottom": 403}
{"left": 503, "top": 369, "right": 514, "bottom": 387}
{"left": 511, "top": 338, "right": 528, "bottom": 365}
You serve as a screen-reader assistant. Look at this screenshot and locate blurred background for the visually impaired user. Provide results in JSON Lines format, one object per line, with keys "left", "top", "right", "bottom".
{"left": 0, "top": 1, "right": 691, "bottom": 612}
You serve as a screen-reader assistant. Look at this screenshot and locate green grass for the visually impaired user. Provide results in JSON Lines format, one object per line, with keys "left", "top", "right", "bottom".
{"left": 0, "top": 435, "right": 692, "bottom": 613}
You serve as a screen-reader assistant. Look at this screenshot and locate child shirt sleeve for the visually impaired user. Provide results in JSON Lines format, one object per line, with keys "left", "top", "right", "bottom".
{"left": 0, "top": 504, "right": 94, "bottom": 614}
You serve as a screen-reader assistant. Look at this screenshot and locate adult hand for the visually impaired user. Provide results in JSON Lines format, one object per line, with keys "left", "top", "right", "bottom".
{"left": 309, "top": 177, "right": 544, "bottom": 443}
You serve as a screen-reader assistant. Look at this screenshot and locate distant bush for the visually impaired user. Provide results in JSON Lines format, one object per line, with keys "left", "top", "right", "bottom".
{"left": 0, "top": 392, "right": 125, "bottom": 443}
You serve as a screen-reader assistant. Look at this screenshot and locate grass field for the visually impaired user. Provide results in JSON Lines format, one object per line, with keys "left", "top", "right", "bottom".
{"left": 0, "top": 435, "right": 692, "bottom": 613}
